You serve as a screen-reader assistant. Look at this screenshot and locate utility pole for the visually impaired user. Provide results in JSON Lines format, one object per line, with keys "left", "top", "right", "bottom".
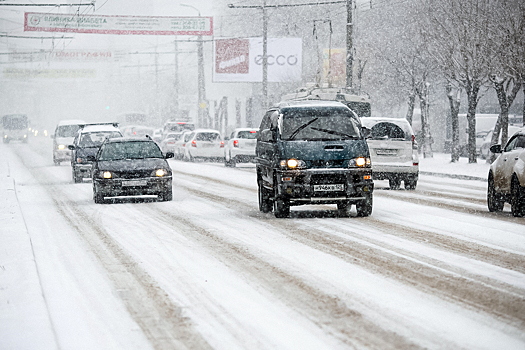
{"left": 173, "top": 39, "right": 179, "bottom": 114}
{"left": 346, "top": 0, "right": 353, "bottom": 91}
{"left": 181, "top": 4, "right": 207, "bottom": 127}
{"left": 262, "top": 0, "right": 268, "bottom": 109}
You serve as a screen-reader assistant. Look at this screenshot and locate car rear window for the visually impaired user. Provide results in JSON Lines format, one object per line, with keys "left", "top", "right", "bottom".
{"left": 196, "top": 132, "right": 220, "bottom": 141}
{"left": 237, "top": 131, "right": 258, "bottom": 139}
{"left": 80, "top": 131, "right": 122, "bottom": 147}
{"left": 99, "top": 141, "right": 163, "bottom": 160}
{"left": 57, "top": 125, "right": 82, "bottom": 137}
{"left": 361, "top": 119, "right": 412, "bottom": 141}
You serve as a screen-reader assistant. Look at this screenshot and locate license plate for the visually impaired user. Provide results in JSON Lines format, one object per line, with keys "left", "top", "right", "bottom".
{"left": 314, "top": 184, "right": 344, "bottom": 191}
{"left": 376, "top": 149, "right": 397, "bottom": 155}
{"left": 122, "top": 180, "right": 147, "bottom": 187}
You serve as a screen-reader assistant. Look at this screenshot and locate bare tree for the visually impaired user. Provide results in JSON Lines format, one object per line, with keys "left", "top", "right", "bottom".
{"left": 425, "top": 0, "right": 498, "bottom": 163}
{"left": 486, "top": 0, "right": 525, "bottom": 162}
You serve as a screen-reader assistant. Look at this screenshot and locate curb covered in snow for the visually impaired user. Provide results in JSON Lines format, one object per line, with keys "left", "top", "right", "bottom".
{"left": 420, "top": 171, "right": 486, "bottom": 182}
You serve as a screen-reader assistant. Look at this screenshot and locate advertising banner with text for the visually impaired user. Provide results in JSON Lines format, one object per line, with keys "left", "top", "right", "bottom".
{"left": 24, "top": 12, "right": 212, "bottom": 36}
{"left": 213, "top": 38, "right": 302, "bottom": 83}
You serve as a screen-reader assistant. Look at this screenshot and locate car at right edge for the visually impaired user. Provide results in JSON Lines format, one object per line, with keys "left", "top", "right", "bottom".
{"left": 360, "top": 117, "right": 419, "bottom": 190}
{"left": 487, "top": 127, "right": 525, "bottom": 217}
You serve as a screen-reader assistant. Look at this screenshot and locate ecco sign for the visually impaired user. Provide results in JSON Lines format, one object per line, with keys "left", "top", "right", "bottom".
{"left": 213, "top": 38, "right": 302, "bottom": 83}
{"left": 254, "top": 54, "right": 299, "bottom": 66}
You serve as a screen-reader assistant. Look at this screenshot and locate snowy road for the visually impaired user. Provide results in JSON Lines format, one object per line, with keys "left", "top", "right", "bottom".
{"left": 2, "top": 138, "right": 524, "bottom": 350}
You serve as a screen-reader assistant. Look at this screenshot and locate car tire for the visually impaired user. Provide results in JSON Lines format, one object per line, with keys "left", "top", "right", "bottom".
{"left": 356, "top": 194, "right": 373, "bottom": 217}
{"left": 510, "top": 177, "right": 525, "bottom": 217}
{"left": 72, "top": 168, "right": 82, "bottom": 183}
{"left": 273, "top": 198, "right": 290, "bottom": 218}
{"left": 337, "top": 201, "right": 352, "bottom": 217}
{"left": 405, "top": 180, "right": 417, "bottom": 190}
{"left": 389, "top": 178, "right": 401, "bottom": 190}
{"left": 93, "top": 187, "right": 105, "bottom": 204}
{"left": 487, "top": 175, "right": 504, "bottom": 212}
{"left": 225, "top": 153, "right": 233, "bottom": 167}
{"left": 258, "top": 182, "right": 273, "bottom": 213}
{"left": 159, "top": 189, "right": 173, "bottom": 202}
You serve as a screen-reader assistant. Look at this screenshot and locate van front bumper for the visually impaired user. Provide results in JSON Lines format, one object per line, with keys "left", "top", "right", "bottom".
{"left": 273, "top": 168, "right": 374, "bottom": 205}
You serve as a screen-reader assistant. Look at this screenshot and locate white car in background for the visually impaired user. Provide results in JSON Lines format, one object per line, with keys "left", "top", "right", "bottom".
{"left": 361, "top": 117, "right": 419, "bottom": 190}
{"left": 160, "top": 132, "right": 182, "bottom": 154}
{"left": 480, "top": 125, "right": 522, "bottom": 160}
{"left": 52, "top": 119, "right": 86, "bottom": 165}
{"left": 173, "top": 131, "right": 192, "bottom": 160}
{"left": 183, "top": 129, "right": 224, "bottom": 162}
{"left": 488, "top": 127, "right": 525, "bottom": 216}
{"left": 224, "top": 128, "right": 258, "bottom": 167}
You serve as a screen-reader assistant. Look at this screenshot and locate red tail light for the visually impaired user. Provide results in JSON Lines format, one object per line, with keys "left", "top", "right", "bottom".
{"left": 220, "top": 141, "right": 225, "bottom": 148}
{"left": 233, "top": 139, "right": 239, "bottom": 148}
{"left": 191, "top": 140, "right": 197, "bottom": 147}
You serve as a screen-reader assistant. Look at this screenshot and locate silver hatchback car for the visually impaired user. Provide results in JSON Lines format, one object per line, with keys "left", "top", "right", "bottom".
{"left": 361, "top": 117, "right": 419, "bottom": 190}
{"left": 488, "top": 127, "right": 525, "bottom": 216}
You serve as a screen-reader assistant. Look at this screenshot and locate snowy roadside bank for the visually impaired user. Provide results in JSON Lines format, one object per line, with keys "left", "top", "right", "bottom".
{"left": 418, "top": 153, "right": 490, "bottom": 181}
{"left": 0, "top": 158, "right": 57, "bottom": 350}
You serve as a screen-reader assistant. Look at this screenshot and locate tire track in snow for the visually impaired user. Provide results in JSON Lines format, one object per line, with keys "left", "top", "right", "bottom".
{"left": 14, "top": 147, "right": 212, "bottom": 350}
{"left": 142, "top": 202, "right": 422, "bottom": 350}
{"left": 171, "top": 170, "right": 525, "bottom": 329}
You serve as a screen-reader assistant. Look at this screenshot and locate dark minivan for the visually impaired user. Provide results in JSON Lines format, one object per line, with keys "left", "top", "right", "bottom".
{"left": 256, "top": 100, "right": 374, "bottom": 218}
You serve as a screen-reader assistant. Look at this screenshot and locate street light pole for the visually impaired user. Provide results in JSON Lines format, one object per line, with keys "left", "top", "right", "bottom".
{"left": 346, "top": 0, "right": 353, "bottom": 91}
{"left": 181, "top": 4, "right": 207, "bottom": 127}
{"left": 262, "top": 0, "right": 268, "bottom": 109}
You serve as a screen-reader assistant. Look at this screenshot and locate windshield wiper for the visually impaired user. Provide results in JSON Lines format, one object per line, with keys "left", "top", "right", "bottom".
{"left": 288, "top": 118, "right": 319, "bottom": 140}
{"left": 310, "top": 127, "right": 359, "bottom": 139}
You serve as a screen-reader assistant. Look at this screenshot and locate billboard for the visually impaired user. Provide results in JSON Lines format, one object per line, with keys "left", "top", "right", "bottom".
{"left": 213, "top": 38, "right": 302, "bottom": 83}
{"left": 8, "top": 50, "right": 114, "bottom": 62}
{"left": 24, "top": 12, "right": 213, "bottom": 36}
{"left": 323, "top": 48, "right": 346, "bottom": 87}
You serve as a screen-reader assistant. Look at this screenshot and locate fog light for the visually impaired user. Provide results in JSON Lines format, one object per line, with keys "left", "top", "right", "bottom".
{"left": 363, "top": 186, "right": 370, "bottom": 192}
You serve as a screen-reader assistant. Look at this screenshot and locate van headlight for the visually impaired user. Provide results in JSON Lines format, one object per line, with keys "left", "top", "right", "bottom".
{"left": 58, "top": 144, "right": 65, "bottom": 150}
{"left": 349, "top": 157, "right": 371, "bottom": 168}
{"left": 280, "top": 159, "right": 307, "bottom": 170}
{"left": 102, "top": 171, "right": 112, "bottom": 179}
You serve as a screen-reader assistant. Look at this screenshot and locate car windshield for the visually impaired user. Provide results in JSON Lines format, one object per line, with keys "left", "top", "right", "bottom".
{"left": 196, "top": 132, "right": 220, "bottom": 141}
{"left": 57, "top": 125, "right": 82, "bottom": 137}
{"left": 80, "top": 131, "right": 121, "bottom": 147}
{"left": 98, "top": 141, "right": 164, "bottom": 161}
{"left": 280, "top": 108, "right": 361, "bottom": 141}
{"left": 237, "top": 130, "right": 258, "bottom": 139}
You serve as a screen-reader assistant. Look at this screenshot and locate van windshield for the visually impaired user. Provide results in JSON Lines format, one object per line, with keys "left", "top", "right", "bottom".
{"left": 281, "top": 108, "right": 361, "bottom": 141}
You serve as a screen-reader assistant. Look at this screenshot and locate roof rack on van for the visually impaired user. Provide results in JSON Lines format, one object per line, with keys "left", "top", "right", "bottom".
{"left": 79, "top": 122, "right": 119, "bottom": 129}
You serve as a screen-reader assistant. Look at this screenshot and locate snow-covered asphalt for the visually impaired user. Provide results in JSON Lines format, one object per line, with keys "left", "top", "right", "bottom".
{"left": 1, "top": 138, "right": 524, "bottom": 350}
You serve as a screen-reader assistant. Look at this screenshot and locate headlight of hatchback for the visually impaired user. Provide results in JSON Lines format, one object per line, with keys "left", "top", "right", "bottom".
{"left": 280, "top": 159, "right": 307, "bottom": 170}
{"left": 155, "top": 169, "right": 169, "bottom": 177}
{"left": 349, "top": 157, "right": 371, "bottom": 168}
{"left": 102, "top": 171, "right": 112, "bottom": 179}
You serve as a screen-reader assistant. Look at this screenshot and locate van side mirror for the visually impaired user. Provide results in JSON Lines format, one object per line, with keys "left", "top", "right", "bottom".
{"left": 260, "top": 129, "right": 275, "bottom": 142}
{"left": 68, "top": 145, "right": 76, "bottom": 150}
{"left": 490, "top": 144, "right": 502, "bottom": 153}
{"left": 165, "top": 152, "right": 174, "bottom": 159}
